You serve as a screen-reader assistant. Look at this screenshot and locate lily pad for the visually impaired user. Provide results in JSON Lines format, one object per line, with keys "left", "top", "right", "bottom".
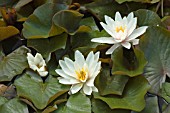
{"left": 140, "top": 26, "right": 170, "bottom": 94}
{"left": 0, "top": 46, "right": 30, "bottom": 82}
{"left": 14, "top": 73, "right": 70, "bottom": 109}
{"left": 95, "top": 67, "right": 129, "bottom": 96}
{"left": 0, "top": 97, "right": 29, "bottom": 113}
{"left": 92, "top": 99, "right": 131, "bottom": 113}
{"left": 27, "top": 33, "right": 67, "bottom": 58}
{"left": 94, "top": 75, "right": 150, "bottom": 112}
{"left": 115, "top": 0, "right": 159, "bottom": 4}
{"left": 22, "top": 3, "right": 67, "bottom": 39}
{"left": 134, "top": 9, "right": 162, "bottom": 26}
{"left": 63, "top": 92, "right": 91, "bottom": 113}
{"left": 161, "top": 82, "right": 170, "bottom": 103}
{"left": 52, "top": 10, "right": 83, "bottom": 35}
{"left": 0, "top": 26, "right": 19, "bottom": 41}
{"left": 111, "top": 47, "right": 147, "bottom": 77}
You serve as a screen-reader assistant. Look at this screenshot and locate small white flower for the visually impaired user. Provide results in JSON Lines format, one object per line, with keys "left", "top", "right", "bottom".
{"left": 27, "top": 53, "right": 48, "bottom": 77}
{"left": 55, "top": 50, "right": 101, "bottom": 95}
{"left": 91, "top": 12, "right": 148, "bottom": 54}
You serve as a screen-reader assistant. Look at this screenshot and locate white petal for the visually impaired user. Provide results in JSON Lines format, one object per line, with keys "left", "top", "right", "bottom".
{"left": 34, "top": 53, "right": 45, "bottom": 65}
{"left": 27, "top": 53, "right": 34, "bottom": 62}
{"left": 127, "top": 17, "right": 137, "bottom": 36}
{"left": 94, "top": 52, "right": 100, "bottom": 63}
{"left": 127, "top": 12, "right": 134, "bottom": 22}
{"left": 59, "top": 60, "right": 76, "bottom": 78}
{"left": 100, "top": 22, "right": 116, "bottom": 38}
{"left": 104, "top": 15, "right": 115, "bottom": 27}
{"left": 70, "top": 83, "right": 83, "bottom": 94}
{"left": 38, "top": 71, "right": 48, "bottom": 77}
{"left": 75, "top": 50, "right": 85, "bottom": 70}
{"left": 58, "top": 77, "right": 80, "bottom": 85}
{"left": 126, "top": 26, "right": 148, "bottom": 41}
{"left": 55, "top": 69, "right": 74, "bottom": 79}
{"left": 91, "top": 37, "right": 118, "bottom": 44}
{"left": 28, "top": 61, "right": 38, "bottom": 71}
{"left": 86, "top": 51, "right": 94, "bottom": 67}
{"left": 83, "top": 85, "right": 92, "bottom": 95}
{"left": 115, "top": 12, "right": 122, "bottom": 21}
{"left": 121, "top": 42, "right": 131, "bottom": 49}
{"left": 106, "top": 44, "right": 120, "bottom": 55}
{"left": 131, "top": 39, "right": 139, "bottom": 45}
{"left": 64, "top": 57, "right": 75, "bottom": 72}
{"left": 92, "top": 86, "right": 98, "bottom": 92}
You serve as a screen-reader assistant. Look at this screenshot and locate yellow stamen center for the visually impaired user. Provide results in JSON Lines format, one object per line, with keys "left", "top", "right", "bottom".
{"left": 115, "top": 26, "right": 125, "bottom": 33}
{"left": 76, "top": 69, "right": 87, "bottom": 82}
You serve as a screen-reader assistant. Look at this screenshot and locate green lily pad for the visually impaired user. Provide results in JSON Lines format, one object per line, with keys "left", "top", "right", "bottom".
{"left": 14, "top": 73, "right": 70, "bottom": 109}
{"left": 140, "top": 26, "right": 170, "bottom": 94}
{"left": 52, "top": 10, "right": 83, "bottom": 35}
{"left": 27, "top": 33, "right": 67, "bottom": 58}
{"left": 92, "top": 99, "right": 131, "bottom": 113}
{"left": 132, "top": 96, "right": 159, "bottom": 113}
{"left": 22, "top": 3, "right": 67, "bottom": 39}
{"left": 95, "top": 67, "right": 129, "bottom": 96}
{"left": 134, "top": 9, "right": 162, "bottom": 26}
{"left": 63, "top": 92, "right": 91, "bottom": 113}
{"left": 0, "top": 26, "right": 19, "bottom": 41}
{"left": 161, "top": 82, "right": 170, "bottom": 103}
{"left": 0, "top": 97, "right": 29, "bottom": 113}
{"left": 80, "top": 17, "right": 99, "bottom": 31}
{"left": 94, "top": 75, "right": 150, "bottom": 112}
{"left": 0, "top": 46, "right": 30, "bottom": 82}
{"left": 111, "top": 47, "right": 147, "bottom": 77}
{"left": 0, "top": 96, "right": 8, "bottom": 106}
{"left": 115, "top": 0, "right": 159, "bottom": 4}
{"left": 163, "top": 105, "right": 170, "bottom": 113}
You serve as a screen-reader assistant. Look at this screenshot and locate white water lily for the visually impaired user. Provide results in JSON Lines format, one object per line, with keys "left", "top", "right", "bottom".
{"left": 91, "top": 12, "right": 148, "bottom": 54}
{"left": 27, "top": 53, "right": 48, "bottom": 77}
{"left": 55, "top": 50, "right": 101, "bottom": 95}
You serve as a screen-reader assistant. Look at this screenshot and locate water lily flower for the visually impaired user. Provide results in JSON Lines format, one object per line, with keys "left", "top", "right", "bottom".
{"left": 27, "top": 53, "right": 48, "bottom": 77}
{"left": 55, "top": 50, "right": 101, "bottom": 95}
{"left": 91, "top": 12, "right": 148, "bottom": 54}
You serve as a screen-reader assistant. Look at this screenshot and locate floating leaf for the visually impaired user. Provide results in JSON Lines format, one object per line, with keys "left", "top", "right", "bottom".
{"left": 94, "top": 75, "right": 150, "bottom": 112}
{"left": 96, "top": 67, "right": 129, "bottom": 96}
{"left": 14, "top": 73, "right": 70, "bottom": 109}
{"left": 135, "top": 9, "right": 162, "bottom": 26}
{"left": 0, "top": 96, "right": 8, "bottom": 106}
{"left": 0, "top": 26, "right": 19, "bottom": 41}
{"left": 92, "top": 99, "right": 131, "bottom": 113}
{"left": 63, "top": 92, "right": 91, "bottom": 113}
{"left": 111, "top": 47, "right": 147, "bottom": 77}
{"left": 53, "top": 10, "right": 83, "bottom": 35}
{"left": 0, "top": 46, "right": 30, "bottom": 82}
{"left": 132, "top": 96, "right": 159, "bottom": 113}
{"left": 27, "top": 33, "right": 67, "bottom": 58}
{"left": 140, "top": 26, "right": 170, "bottom": 94}
{"left": 163, "top": 105, "right": 170, "bottom": 113}
{"left": 0, "top": 97, "right": 29, "bottom": 113}
{"left": 14, "top": 0, "right": 32, "bottom": 10}
{"left": 161, "top": 82, "right": 170, "bottom": 103}
{"left": 22, "top": 3, "right": 67, "bottom": 39}
{"left": 115, "top": 0, "right": 159, "bottom": 4}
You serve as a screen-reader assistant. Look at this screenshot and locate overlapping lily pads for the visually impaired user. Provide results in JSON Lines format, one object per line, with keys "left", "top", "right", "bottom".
{"left": 140, "top": 26, "right": 170, "bottom": 94}
{"left": 94, "top": 75, "right": 150, "bottom": 111}
{"left": 14, "top": 73, "right": 70, "bottom": 109}
{"left": 0, "top": 46, "right": 30, "bottom": 82}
